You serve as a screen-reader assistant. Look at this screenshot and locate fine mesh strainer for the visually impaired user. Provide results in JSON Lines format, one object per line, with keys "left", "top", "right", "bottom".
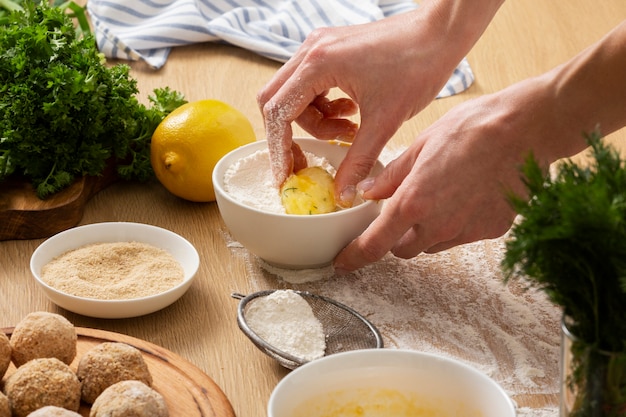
{"left": 231, "top": 290, "right": 383, "bottom": 369}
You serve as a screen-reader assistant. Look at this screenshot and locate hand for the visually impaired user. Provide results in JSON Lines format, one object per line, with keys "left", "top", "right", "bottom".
{"left": 333, "top": 82, "right": 560, "bottom": 272}
{"left": 333, "top": 20, "right": 626, "bottom": 272}
{"left": 257, "top": 7, "right": 473, "bottom": 205}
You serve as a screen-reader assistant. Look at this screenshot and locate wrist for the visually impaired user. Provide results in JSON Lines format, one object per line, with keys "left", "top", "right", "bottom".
{"left": 550, "top": 21, "right": 626, "bottom": 139}
{"left": 420, "top": 0, "right": 505, "bottom": 67}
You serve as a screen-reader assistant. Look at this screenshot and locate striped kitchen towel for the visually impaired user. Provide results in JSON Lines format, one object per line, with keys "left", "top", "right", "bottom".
{"left": 87, "top": 0, "right": 474, "bottom": 98}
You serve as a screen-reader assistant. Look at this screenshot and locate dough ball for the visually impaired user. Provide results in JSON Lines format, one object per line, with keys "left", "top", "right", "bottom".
{"left": 3, "top": 357, "right": 81, "bottom": 417}
{"left": 90, "top": 380, "right": 168, "bottom": 417}
{"left": 26, "top": 406, "right": 82, "bottom": 416}
{"left": 10, "top": 312, "right": 77, "bottom": 367}
{"left": 77, "top": 342, "right": 152, "bottom": 404}
{"left": 0, "top": 332, "right": 11, "bottom": 379}
{"left": 0, "top": 392, "right": 10, "bottom": 417}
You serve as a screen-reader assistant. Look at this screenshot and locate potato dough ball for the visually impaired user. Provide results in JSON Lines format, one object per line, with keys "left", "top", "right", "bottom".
{"left": 280, "top": 166, "right": 336, "bottom": 215}
{"left": 90, "top": 380, "right": 168, "bottom": 417}
{"left": 77, "top": 342, "right": 152, "bottom": 404}
{"left": 3, "top": 357, "right": 81, "bottom": 417}
{"left": 0, "top": 392, "right": 10, "bottom": 417}
{"left": 10, "top": 312, "right": 77, "bottom": 367}
{"left": 26, "top": 406, "right": 82, "bottom": 416}
{"left": 0, "top": 332, "right": 10, "bottom": 379}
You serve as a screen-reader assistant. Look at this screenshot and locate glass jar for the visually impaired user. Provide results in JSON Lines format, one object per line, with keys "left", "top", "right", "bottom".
{"left": 560, "top": 318, "right": 626, "bottom": 417}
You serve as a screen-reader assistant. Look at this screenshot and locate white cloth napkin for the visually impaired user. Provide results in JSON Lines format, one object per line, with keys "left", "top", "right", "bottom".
{"left": 87, "top": 0, "right": 474, "bottom": 98}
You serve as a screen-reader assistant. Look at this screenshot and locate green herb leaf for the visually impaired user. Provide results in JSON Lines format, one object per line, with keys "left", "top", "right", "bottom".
{"left": 502, "top": 131, "right": 626, "bottom": 351}
{"left": 0, "top": 2, "right": 186, "bottom": 198}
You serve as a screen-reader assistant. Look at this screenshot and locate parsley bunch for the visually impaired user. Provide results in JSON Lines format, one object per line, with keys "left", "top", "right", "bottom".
{"left": 502, "top": 131, "right": 626, "bottom": 352}
{"left": 0, "top": 2, "right": 186, "bottom": 198}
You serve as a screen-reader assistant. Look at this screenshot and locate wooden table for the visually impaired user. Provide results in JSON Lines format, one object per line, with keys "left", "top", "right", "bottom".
{"left": 2, "top": 1, "right": 625, "bottom": 416}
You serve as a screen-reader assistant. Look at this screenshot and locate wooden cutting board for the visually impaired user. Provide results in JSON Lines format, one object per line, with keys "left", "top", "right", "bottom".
{"left": 0, "top": 164, "right": 118, "bottom": 241}
{"left": 2, "top": 327, "right": 236, "bottom": 417}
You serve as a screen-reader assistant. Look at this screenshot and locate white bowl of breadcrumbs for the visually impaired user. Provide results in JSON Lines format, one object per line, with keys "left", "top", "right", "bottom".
{"left": 30, "top": 222, "right": 199, "bottom": 318}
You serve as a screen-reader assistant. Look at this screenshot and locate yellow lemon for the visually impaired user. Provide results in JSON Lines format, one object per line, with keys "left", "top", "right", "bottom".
{"left": 280, "top": 166, "right": 336, "bottom": 215}
{"left": 151, "top": 99, "right": 256, "bottom": 202}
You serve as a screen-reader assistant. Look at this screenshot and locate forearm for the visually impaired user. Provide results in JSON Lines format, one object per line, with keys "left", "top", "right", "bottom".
{"left": 361, "top": 0, "right": 505, "bottom": 112}
{"left": 412, "top": 0, "right": 505, "bottom": 71}
{"left": 550, "top": 20, "right": 626, "bottom": 143}
{"left": 480, "top": 21, "right": 626, "bottom": 167}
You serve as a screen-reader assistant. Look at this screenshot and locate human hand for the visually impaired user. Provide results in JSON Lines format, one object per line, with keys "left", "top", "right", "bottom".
{"left": 331, "top": 11, "right": 626, "bottom": 273}
{"left": 257, "top": 9, "right": 466, "bottom": 206}
{"left": 333, "top": 85, "right": 555, "bottom": 272}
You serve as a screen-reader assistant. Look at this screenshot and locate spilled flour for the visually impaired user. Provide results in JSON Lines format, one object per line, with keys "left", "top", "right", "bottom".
{"left": 224, "top": 146, "right": 561, "bottom": 417}
{"left": 227, "top": 236, "right": 561, "bottom": 416}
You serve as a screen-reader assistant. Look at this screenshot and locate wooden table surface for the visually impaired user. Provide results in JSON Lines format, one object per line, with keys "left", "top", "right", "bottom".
{"left": 2, "top": 1, "right": 625, "bottom": 416}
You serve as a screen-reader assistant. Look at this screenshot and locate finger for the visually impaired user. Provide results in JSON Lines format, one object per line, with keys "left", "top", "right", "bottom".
{"left": 424, "top": 240, "right": 460, "bottom": 254}
{"left": 333, "top": 197, "right": 417, "bottom": 271}
{"left": 265, "top": 115, "right": 294, "bottom": 187}
{"left": 295, "top": 104, "right": 359, "bottom": 141}
{"left": 313, "top": 96, "right": 359, "bottom": 119}
{"left": 333, "top": 114, "right": 400, "bottom": 207}
{"left": 292, "top": 141, "right": 308, "bottom": 173}
{"left": 257, "top": 47, "right": 313, "bottom": 110}
{"left": 358, "top": 147, "right": 421, "bottom": 201}
{"left": 390, "top": 225, "right": 430, "bottom": 259}
{"left": 390, "top": 223, "right": 460, "bottom": 257}
{"left": 261, "top": 66, "right": 335, "bottom": 186}
{"left": 262, "top": 79, "right": 326, "bottom": 186}
{"left": 257, "top": 26, "right": 336, "bottom": 110}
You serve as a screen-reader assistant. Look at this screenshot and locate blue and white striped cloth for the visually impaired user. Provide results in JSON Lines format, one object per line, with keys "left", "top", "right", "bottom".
{"left": 87, "top": 0, "right": 474, "bottom": 98}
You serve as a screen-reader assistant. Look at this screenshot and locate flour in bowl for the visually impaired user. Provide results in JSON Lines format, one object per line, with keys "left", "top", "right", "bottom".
{"left": 223, "top": 148, "right": 335, "bottom": 214}
{"left": 245, "top": 289, "right": 326, "bottom": 361}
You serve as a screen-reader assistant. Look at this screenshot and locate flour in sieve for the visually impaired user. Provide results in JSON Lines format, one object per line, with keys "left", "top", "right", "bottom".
{"left": 223, "top": 148, "right": 336, "bottom": 214}
{"left": 245, "top": 289, "right": 326, "bottom": 361}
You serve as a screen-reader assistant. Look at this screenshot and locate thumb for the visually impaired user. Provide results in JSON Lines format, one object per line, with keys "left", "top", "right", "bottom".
{"left": 333, "top": 116, "right": 399, "bottom": 207}
{"left": 358, "top": 149, "right": 416, "bottom": 200}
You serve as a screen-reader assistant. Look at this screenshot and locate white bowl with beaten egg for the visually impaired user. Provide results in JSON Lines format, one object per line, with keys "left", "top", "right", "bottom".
{"left": 30, "top": 222, "right": 199, "bottom": 319}
{"left": 212, "top": 138, "right": 383, "bottom": 269}
{"left": 268, "top": 348, "right": 517, "bottom": 417}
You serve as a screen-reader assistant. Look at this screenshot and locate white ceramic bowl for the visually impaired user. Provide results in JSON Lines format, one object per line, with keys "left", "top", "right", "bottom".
{"left": 30, "top": 222, "right": 199, "bottom": 319}
{"left": 213, "top": 138, "right": 383, "bottom": 269}
{"left": 268, "top": 348, "right": 516, "bottom": 417}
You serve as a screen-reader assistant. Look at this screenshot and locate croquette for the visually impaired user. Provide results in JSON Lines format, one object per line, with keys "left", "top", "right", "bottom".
{"left": 0, "top": 332, "right": 10, "bottom": 379}
{"left": 3, "top": 357, "right": 81, "bottom": 417}
{"left": 10, "top": 312, "right": 77, "bottom": 367}
{"left": 77, "top": 342, "right": 152, "bottom": 404}
{"left": 26, "top": 406, "right": 82, "bottom": 416}
{"left": 0, "top": 392, "right": 9, "bottom": 417}
{"left": 89, "top": 380, "right": 168, "bottom": 417}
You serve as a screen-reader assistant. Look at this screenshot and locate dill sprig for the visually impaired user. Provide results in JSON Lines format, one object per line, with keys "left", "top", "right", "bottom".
{"left": 502, "top": 131, "right": 626, "bottom": 352}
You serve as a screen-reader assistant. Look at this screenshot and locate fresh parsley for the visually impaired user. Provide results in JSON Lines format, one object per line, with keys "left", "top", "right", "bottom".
{"left": 0, "top": 1, "right": 187, "bottom": 198}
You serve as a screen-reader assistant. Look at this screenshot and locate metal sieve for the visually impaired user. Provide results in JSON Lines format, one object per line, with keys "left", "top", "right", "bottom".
{"left": 231, "top": 290, "right": 384, "bottom": 369}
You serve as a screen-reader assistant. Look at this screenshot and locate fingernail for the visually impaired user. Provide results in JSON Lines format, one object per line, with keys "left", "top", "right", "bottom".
{"left": 338, "top": 185, "right": 356, "bottom": 208}
{"left": 356, "top": 177, "right": 375, "bottom": 195}
{"left": 333, "top": 261, "right": 349, "bottom": 276}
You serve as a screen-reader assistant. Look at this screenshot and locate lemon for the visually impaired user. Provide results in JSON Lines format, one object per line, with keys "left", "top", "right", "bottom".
{"left": 280, "top": 166, "right": 336, "bottom": 215}
{"left": 151, "top": 99, "right": 256, "bottom": 202}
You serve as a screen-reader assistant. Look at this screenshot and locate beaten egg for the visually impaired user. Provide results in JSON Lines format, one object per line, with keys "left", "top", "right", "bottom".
{"left": 291, "top": 387, "right": 483, "bottom": 417}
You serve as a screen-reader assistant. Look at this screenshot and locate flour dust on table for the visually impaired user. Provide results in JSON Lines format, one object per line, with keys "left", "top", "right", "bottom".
{"left": 224, "top": 230, "right": 561, "bottom": 417}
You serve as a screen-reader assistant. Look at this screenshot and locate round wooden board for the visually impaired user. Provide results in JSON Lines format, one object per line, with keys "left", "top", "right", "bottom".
{"left": 1, "top": 327, "right": 235, "bottom": 417}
